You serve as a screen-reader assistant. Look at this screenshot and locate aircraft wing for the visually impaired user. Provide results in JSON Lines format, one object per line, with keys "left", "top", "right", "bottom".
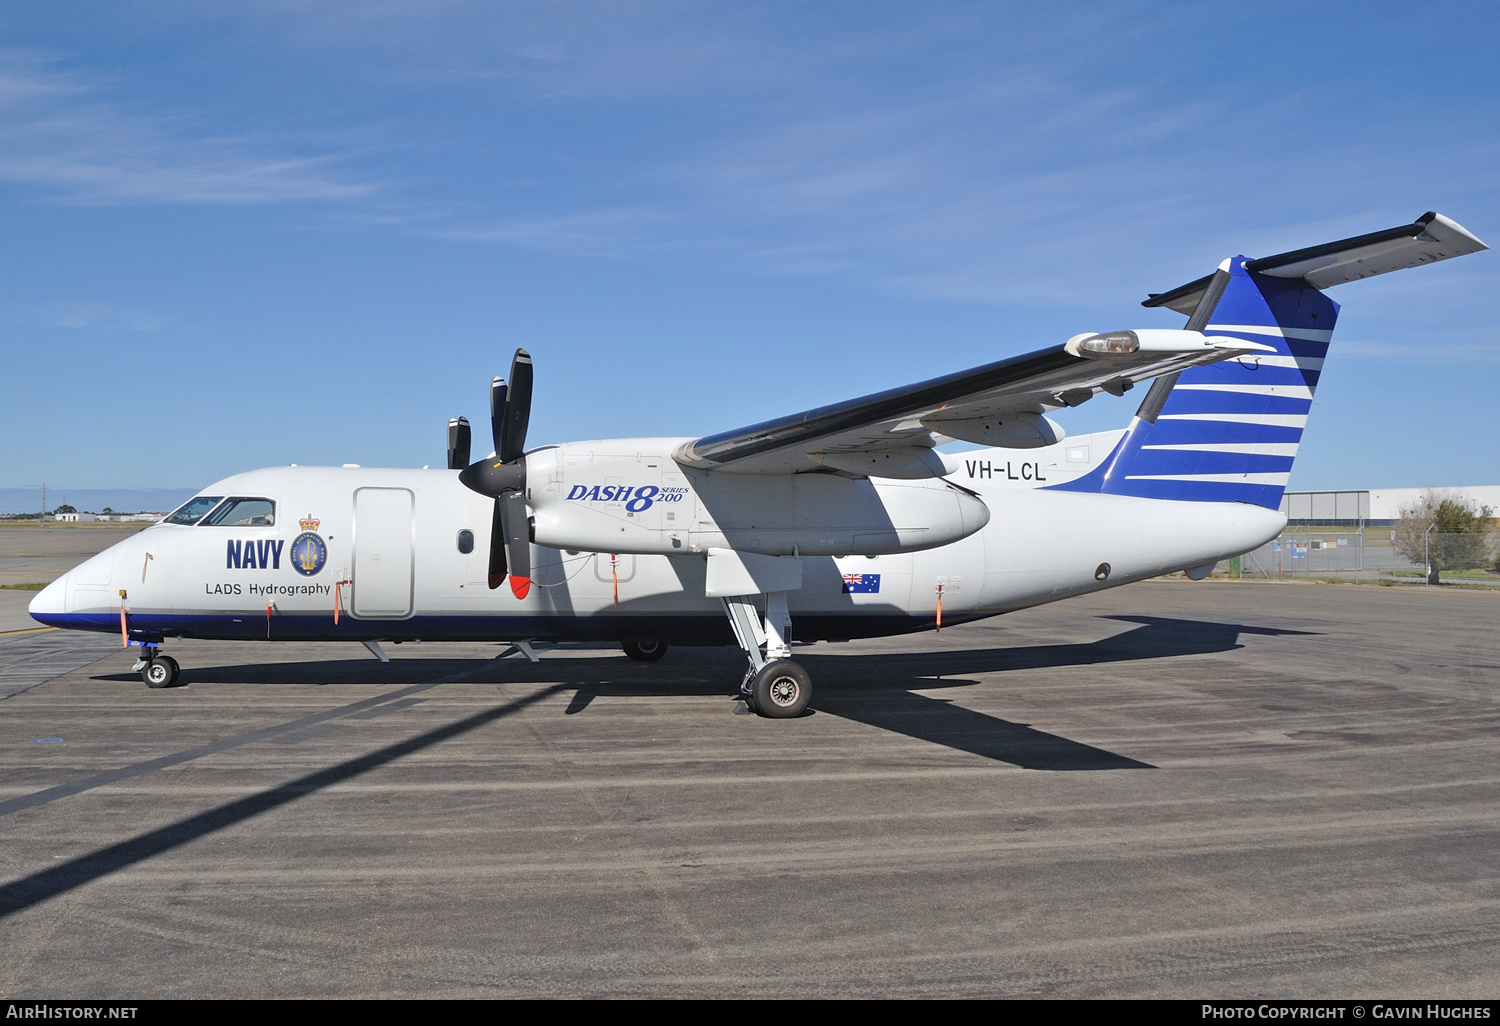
{"left": 672, "top": 330, "right": 1272, "bottom": 476}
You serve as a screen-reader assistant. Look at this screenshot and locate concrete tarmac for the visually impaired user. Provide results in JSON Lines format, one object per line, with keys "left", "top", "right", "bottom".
{"left": 0, "top": 525, "right": 147, "bottom": 633}
{"left": 0, "top": 578, "right": 1496, "bottom": 997}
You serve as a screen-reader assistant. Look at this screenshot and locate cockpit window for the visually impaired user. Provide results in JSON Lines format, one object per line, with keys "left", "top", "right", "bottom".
{"left": 164, "top": 496, "right": 224, "bottom": 526}
{"left": 200, "top": 497, "right": 276, "bottom": 527}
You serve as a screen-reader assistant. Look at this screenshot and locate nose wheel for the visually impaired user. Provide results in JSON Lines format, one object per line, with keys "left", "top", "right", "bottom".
{"left": 140, "top": 653, "right": 180, "bottom": 688}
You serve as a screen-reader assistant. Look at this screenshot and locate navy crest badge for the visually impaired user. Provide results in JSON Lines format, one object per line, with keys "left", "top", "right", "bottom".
{"left": 289, "top": 515, "right": 328, "bottom": 577}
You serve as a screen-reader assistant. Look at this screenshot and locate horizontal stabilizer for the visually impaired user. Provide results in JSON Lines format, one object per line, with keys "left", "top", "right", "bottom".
{"left": 1145, "top": 212, "right": 1487, "bottom": 314}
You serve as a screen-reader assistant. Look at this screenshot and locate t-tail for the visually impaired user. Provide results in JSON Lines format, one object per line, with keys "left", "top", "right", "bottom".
{"left": 1049, "top": 212, "right": 1486, "bottom": 509}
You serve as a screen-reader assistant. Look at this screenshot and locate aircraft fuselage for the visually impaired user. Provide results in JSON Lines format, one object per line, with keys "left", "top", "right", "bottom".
{"left": 30, "top": 431, "right": 1284, "bottom": 648}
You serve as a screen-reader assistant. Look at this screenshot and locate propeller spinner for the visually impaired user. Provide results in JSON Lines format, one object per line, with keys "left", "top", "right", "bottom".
{"left": 455, "top": 349, "right": 534, "bottom": 599}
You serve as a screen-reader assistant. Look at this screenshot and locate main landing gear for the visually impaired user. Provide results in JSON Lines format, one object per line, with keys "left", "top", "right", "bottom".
{"left": 622, "top": 639, "right": 668, "bottom": 662}
{"left": 722, "top": 591, "right": 811, "bottom": 718}
{"left": 134, "top": 646, "right": 180, "bottom": 688}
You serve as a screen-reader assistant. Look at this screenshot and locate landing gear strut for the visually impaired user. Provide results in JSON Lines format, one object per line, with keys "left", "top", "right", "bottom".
{"left": 723, "top": 591, "right": 811, "bottom": 718}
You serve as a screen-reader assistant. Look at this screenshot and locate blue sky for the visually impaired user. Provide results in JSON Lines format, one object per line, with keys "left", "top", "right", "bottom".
{"left": 1, "top": 1, "right": 1496, "bottom": 506}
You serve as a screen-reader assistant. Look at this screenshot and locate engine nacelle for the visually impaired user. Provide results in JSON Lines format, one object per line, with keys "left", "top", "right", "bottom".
{"left": 526, "top": 439, "right": 990, "bottom": 557}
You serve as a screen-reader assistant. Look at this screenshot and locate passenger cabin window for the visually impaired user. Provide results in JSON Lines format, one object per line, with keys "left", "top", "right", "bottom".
{"left": 457, "top": 530, "right": 475, "bottom": 554}
{"left": 200, "top": 497, "right": 276, "bottom": 527}
{"left": 164, "top": 496, "right": 224, "bottom": 526}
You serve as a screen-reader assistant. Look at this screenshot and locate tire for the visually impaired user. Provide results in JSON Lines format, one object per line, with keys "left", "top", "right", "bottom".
{"left": 142, "top": 655, "right": 180, "bottom": 688}
{"left": 622, "top": 640, "right": 668, "bottom": 662}
{"left": 750, "top": 659, "right": 811, "bottom": 718}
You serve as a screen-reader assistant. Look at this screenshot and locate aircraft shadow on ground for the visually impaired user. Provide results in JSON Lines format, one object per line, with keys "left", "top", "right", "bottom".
{"left": 799, "top": 616, "right": 1318, "bottom": 772}
{"left": 552, "top": 615, "right": 1315, "bottom": 773}
{"left": 4, "top": 615, "right": 1316, "bottom": 919}
{"left": 90, "top": 613, "right": 1315, "bottom": 773}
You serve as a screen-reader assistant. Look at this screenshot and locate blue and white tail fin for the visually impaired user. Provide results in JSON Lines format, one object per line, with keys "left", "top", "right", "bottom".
{"left": 1050, "top": 258, "right": 1333, "bottom": 509}
{"left": 1049, "top": 212, "right": 1486, "bottom": 510}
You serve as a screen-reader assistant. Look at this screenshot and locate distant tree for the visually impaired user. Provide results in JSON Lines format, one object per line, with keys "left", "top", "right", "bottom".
{"left": 102, "top": 507, "right": 115, "bottom": 515}
{"left": 1394, "top": 491, "right": 1493, "bottom": 584}
{"left": 52, "top": 504, "right": 76, "bottom": 515}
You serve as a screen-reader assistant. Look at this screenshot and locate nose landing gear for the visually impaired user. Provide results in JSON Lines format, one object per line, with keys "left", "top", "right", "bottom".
{"left": 133, "top": 646, "right": 181, "bottom": 688}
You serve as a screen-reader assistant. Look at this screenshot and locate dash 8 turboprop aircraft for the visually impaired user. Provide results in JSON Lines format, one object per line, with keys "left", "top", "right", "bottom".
{"left": 31, "top": 213, "right": 1487, "bottom": 716}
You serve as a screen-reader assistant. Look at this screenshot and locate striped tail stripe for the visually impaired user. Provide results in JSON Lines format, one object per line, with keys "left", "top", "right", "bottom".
{"left": 1046, "top": 257, "right": 1338, "bottom": 509}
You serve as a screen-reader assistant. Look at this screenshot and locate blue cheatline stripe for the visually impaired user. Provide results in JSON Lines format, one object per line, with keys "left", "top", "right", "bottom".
{"left": 29, "top": 610, "right": 956, "bottom": 646}
{"left": 1046, "top": 258, "right": 1339, "bottom": 509}
{"left": 1143, "top": 420, "right": 1305, "bottom": 446}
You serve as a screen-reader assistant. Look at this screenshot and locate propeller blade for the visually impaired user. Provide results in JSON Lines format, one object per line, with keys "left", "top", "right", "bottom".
{"left": 499, "top": 349, "right": 532, "bottom": 464}
{"left": 501, "top": 490, "right": 531, "bottom": 599}
{"left": 488, "top": 377, "right": 507, "bottom": 457}
{"left": 446, "top": 417, "right": 471, "bottom": 471}
{"left": 486, "top": 499, "right": 507, "bottom": 590}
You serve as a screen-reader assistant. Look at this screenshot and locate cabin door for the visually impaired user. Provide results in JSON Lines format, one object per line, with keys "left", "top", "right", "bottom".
{"left": 352, "top": 487, "right": 415, "bottom": 618}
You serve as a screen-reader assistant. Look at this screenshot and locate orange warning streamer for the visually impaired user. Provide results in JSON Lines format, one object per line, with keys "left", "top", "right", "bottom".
{"left": 120, "top": 606, "right": 128, "bottom": 647}
{"left": 611, "top": 554, "right": 619, "bottom": 609}
{"left": 935, "top": 583, "right": 943, "bottom": 633}
{"left": 333, "top": 580, "right": 351, "bottom": 625}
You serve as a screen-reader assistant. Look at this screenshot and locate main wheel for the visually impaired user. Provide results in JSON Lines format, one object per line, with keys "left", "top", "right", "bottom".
{"left": 142, "top": 655, "right": 180, "bottom": 688}
{"left": 750, "top": 659, "right": 811, "bottom": 718}
{"left": 622, "top": 640, "right": 668, "bottom": 662}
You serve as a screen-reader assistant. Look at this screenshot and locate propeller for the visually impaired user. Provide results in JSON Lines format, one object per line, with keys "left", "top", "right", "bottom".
{"left": 456, "top": 349, "right": 534, "bottom": 599}
{"left": 446, "top": 417, "right": 471, "bottom": 470}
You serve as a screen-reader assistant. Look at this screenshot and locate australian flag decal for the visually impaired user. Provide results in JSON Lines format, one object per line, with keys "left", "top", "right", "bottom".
{"left": 842, "top": 573, "right": 881, "bottom": 594}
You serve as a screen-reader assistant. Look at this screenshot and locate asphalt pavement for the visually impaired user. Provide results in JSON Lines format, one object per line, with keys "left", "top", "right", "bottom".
{"left": 0, "top": 577, "right": 1495, "bottom": 997}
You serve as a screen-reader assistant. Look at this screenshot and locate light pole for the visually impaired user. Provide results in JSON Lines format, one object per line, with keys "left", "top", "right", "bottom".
{"left": 1424, "top": 522, "right": 1437, "bottom": 586}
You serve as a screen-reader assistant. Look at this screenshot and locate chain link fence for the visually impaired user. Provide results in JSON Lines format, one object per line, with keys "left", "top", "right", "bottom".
{"left": 1235, "top": 528, "right": 1499, "bottom": 582}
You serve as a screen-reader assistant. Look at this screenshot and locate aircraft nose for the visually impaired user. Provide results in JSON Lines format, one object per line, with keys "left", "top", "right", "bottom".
{"left": 29, "top": 573, "right": 68, "bottom": 627}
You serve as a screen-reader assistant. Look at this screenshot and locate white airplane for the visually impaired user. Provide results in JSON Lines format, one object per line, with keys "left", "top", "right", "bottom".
{"left": 30, "top": 213, "right": 1487, "bottom": 716}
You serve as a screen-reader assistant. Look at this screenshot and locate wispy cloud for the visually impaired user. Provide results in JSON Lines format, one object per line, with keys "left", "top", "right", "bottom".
{"left": 427, "top": 68, "right": 1245, "bottom": 304}
{"left": 3, "top": 7, "right": 1490, "bottom": 319}
{"left": 1333, "top": 339, "right": 1500, "bottom": 363}
{"left": 311, "top": 3, "right": 1493, "bottom": 311}
{"left": 3, "top": 301, "right": 173, "bottom": 333}
{"left": 52, "top": 304, "right": 171, "bottom": 332}
{"left": 0, "top": 50, "right": 379, "bottom": 206}
{"left": 426, "top": 204, "right": 686, "bottom": 259}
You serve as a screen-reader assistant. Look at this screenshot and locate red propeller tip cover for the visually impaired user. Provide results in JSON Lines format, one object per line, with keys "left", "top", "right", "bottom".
{"left": 488, "top": 574, "right": 505, "bottom": 590}
{"left": 510, "top": 576, "right": 531, "bottom": 600}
